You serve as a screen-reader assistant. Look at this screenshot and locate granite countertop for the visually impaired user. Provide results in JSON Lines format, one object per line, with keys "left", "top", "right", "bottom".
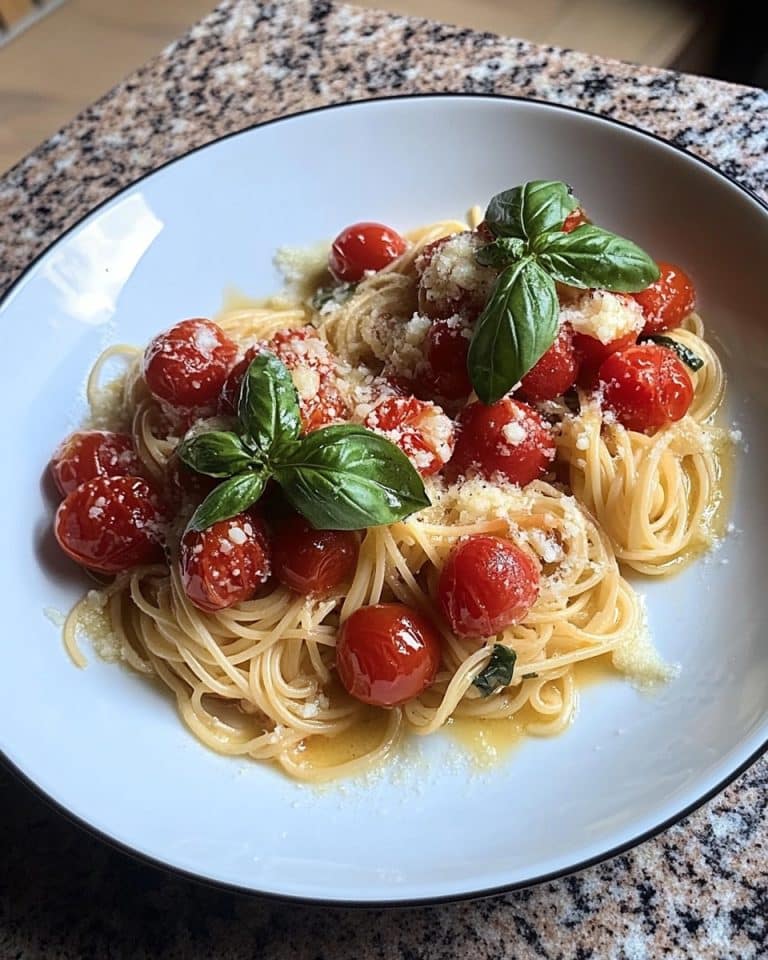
{"left": 1, "top": 1, "right": 767, "bottom": 956}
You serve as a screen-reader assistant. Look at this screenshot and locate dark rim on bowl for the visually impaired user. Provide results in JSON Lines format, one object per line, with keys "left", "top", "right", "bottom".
{"left": 1, "top": 93, "right": 766, "bottom": 908}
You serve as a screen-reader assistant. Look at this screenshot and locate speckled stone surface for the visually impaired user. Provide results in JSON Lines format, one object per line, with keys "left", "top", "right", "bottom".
{"left": 1, "top": 2, "right": 766, "bottom": 957}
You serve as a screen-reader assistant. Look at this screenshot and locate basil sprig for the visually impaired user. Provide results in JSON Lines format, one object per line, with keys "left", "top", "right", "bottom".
{"left": 640, "top": 334, "right": 704, "bottom": 371}
{"left": 473, "top": 644, "right": 517, "bottom": 697}
{"left": 177, "top": 353, "right": 429, "bottom": 532}
{"left": 469, "top": 180, "right": 660, "bottom": 403}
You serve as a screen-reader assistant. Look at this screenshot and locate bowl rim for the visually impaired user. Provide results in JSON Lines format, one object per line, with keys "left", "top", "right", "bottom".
{"left": 2, "top": 91, "right": 767, "bottom": 908}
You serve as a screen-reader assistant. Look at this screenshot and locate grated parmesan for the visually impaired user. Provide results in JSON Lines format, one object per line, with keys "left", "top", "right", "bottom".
{"left": 561, "top": 290, "right": 643, "bottom": 345}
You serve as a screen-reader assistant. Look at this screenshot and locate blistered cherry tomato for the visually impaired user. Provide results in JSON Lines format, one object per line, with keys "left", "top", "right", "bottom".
{"left": 336, "top": 603, "right": 441, "bottom": 707}
{"left": 268, "top": 327, "right": 349, "bottom": 432}
{"left": 273, "top": 513, "right": 358, "bottom": 598}
{"left": 218, "top": 345, "right": 263, "bottom": 415}
{"left": 180, "top": 513, "right": 271, "bottom": 612}
{"left": 364, "top": 396, "right": 455, "bottom": 476}
{"left": 632, "top": 261, "right": 696, "bottom": 335}
{"left": 423, "top": 318, "right": 472, "bottom": 400}
{"left": 329, "top": 222, "right": 407, "bottom": 283}
{"left": 438, "top": 536, "right": 540, "bottom": 639}
{"left": 562, "top": 208, "right": 589, "bottom": 233}
{"left": 599, "top": 344, "right": 694, "bottom": 433}
{"left": 54, "top": 475, "right": 165, "bottom": 574}
{"left": 143, "top": 319, "right": 238, "bottom": 409}
{"left": 519, "top": 325, "right": 579, "bottom": 402}
{"left": 449, "top": 398, "right": 555, "bottom": 486}
{"left": 574, "top": 330, "right": 638, "bottom": 389}
{"left": 50, "top": 431, "right": 142, "bottom": 497}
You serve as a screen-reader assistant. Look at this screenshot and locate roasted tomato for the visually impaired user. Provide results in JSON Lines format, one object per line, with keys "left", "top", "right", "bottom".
{"left": 598, "top": 343, "right": 694, "bottom": 433}
{"left": 179, "top": 513, "right": 271, "bottom": 612}
{"left": 422, "top": 317, "right": 473, "bottom": 401}
{"left": 519, "top": 325, "right": 579, "bottom": 402}
{"left": 329, "top": 222, "right": 407, "bottom": 282}
{"left": 450, "top": 398, "right": 555, "bottom": 486}
{"left": 336, "top": 603, "right": 441, "bottom": 707}
{"left": 143, "top": 319, "right": 238, "bottom": 409}
{"left": 273, "top": 513, "right": 358, "bottom": 598}
{"left": 54, "top": 475, "right": 165, "bottom": 573}
{"left": 50, "top": 431, "right": 142, "bottom": 496}
{"left": 364, "top": 395, "right": 455, "bottom": 476}
{"left": 438, "top": 536, "right": 540, "bottom": 639}
{"left": 632, "top": 261, "right": 696, "bottom": 335}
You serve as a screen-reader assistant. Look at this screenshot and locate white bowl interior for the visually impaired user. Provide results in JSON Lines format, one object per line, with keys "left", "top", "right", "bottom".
{"left": 1, "top": 96, "right": 767, "bottom": 903}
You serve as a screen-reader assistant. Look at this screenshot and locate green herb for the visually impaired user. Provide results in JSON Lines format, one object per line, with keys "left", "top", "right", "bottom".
{"left": 521, "top": 671, "right": 539, "bottom": 680}
{"left": 639, "top": 334, "right": 704, "bottom": 371}
{"left": 473, "top": 644, "right": 517, "bottom": 697}
{"left": 180, "top": 353, "right": 429, "bottom": 533}
{"left": 534, "top": 226, "right": 659, "bottom": 292}
{"left": 312, "top": 282, "right": 357, "bottom": 310}
{"left": 467, "top": 180, "right": 660, "bottom": 402}
{"left": 468, "top": 257, "right": 559, "bottom": 405}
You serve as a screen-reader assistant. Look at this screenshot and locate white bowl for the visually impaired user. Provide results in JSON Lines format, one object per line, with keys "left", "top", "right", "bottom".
{"left": 1, "top": 95, "right": 766, "bottom": 904}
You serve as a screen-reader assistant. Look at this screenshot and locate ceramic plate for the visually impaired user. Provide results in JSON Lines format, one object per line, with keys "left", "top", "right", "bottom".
{"left": 2, "top": 95, "right": 767, "bottom": 904}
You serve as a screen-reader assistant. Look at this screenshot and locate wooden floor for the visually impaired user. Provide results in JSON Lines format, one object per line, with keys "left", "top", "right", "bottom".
{"left": 0, "top": 0, "right": 704, "bottom": 175}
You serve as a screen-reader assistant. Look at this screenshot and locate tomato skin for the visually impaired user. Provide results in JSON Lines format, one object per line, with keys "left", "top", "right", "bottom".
{"left": 423, "top": 318, "right": 473, "bottom": 400}
{"left": 50, "top": 431, "right": 142, "bottom": 497}
{"left": 599, "top": 344, "right": 694, "bottom": 433}
{"left": 364, "top": 395, "right": 455, "bottom": 476}
{"left": 55, "top": 475, "right": 166, "bottom": 574}
{"left": 519, "top": 325, "right": 579, "bottom": 401}
{"left": 179, "top": 513, "right": 271, "bottom": 612}
{"left": 562, "top": 208, "right": 589, "bottom": 233}
{"left": 268, "top": 327, "right": 349, "bottom": 433}
{"left": 632, "top": 261, "right": 696, "bottom": 334}
{"left": 143, "top": 319, "right": 238, "bottom": 409}
{"left": 574, "top": 330, "right": 638, "bottom": 389}
{"left": 438, "top": 536, "right": 540, "bottom": 639}
{"left": 336, "top": 603, "right": 441, "bottom": 707}
{"left": 449, "top": 398, "right": 555, "bottom": 486}
{"left": 329, "top": 222, "right": 407, "bottom": 283}
{"left": 273, "top": 514, "right": 359, "bottom": 598}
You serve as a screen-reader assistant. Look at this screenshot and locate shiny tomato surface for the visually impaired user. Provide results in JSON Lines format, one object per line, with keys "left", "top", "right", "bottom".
{"left": 336, "top": 603, "right": 441, "bottom": 707}
{"left": 273, "top": 513, "right": 358, "bottom": 598}
{"left": 519, "top": 325, "right": 579, "bottom": 402}
{"left": 329, "top": 222, "right": 407, "bottom": 283}
{"left": 632, "top": 261, "right": 696, "bottom": 335}
{"left": 143, "top": 319, "right": 238, "bottom": 408}
{"left": 438, "top": 535, "right": 540, "bottom": 639}
{"left": 55, "top": 475, "right": 165, "bottom": 573}
{"left": 51, "top": 431, "right": 142, "bottom": 496}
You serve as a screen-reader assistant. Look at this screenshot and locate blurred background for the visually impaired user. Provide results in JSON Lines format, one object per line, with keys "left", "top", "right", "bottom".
{"left": 0, "top": 0, "right": 765, "bottom": 175}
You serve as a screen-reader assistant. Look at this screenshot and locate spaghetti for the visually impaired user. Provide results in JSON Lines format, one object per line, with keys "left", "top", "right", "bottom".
{"left": 53, "top": 198, "right": 729, "bottom": 782}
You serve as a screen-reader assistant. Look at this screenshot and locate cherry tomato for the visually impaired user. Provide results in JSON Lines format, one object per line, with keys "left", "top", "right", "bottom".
{"left": 329, "top": 222, "right": 407, "bottom": 283}
{"left": 519, "top": 325, "right": 579, "bottom": 402}
{"left": 632, "top": 261, "right": 696, "bottom": 334}
{"left": 364, "top": 396, "right": 455, "bottom": 476}
{"left": 415, "top": 233, "right": 493, "bottom": 322}
{"left": 268, "top": 327, "right": 349, "bottom": 432}
{"left": 562, "top": 208, "right": 589, "bottom": 233}
{"left": 143, "top": 319, "right": 238, "bottom": 409}
{"left": 55, "top": 475, "right": 166, "bottom": 574}
{"left": 165, "top": 452, "right": 219, "bottom": 511}
{"left": 218, "top": 345, "right": 263, "bottom": 415}
{"left": 423, "top": 318, "right": 472, "bottom": 400}
{"left": 273, "top": 513, "right": 358, "bottom": 598}
{"left": 438, "top": 536, "right": 540, "bottom": 639}
{"left": 50, "top": 431, "right": 142, "bottom": 497}
{"left": 574, "top": 330, "right": 638, "bottom": 389}
{"left": 449, "top": 398, "right": 555, "bottom": 486}
{"left": 599, "top": 344, "right": 694, "bottom": 433}
{"left": 179, "top": 513, "right": 271, "bottom": 612}
{"left": 336, "top": 603, "right": 441, "bottom": 707}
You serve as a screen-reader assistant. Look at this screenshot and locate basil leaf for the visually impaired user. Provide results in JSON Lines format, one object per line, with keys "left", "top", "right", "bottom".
{"left": 639, "top": 334, "right": 704, "bottom": 371}
{"left": 312, "top": 282, "right": 357, "bottom": 310}
{"left": 473, "top": 644, "right": 517, "bottom": 696}
{"left": 475, "top": 237, "right": 526, "bottom": 268}
{"left": 238, "top": 352, "right": 301, "bottom": 455}
{"left": 468, "top": 257, "right": 558, "bottom": 404}
{"left": 274, "top": 425, "right": 429, "bottom": 530}
{"left": 485, "top": 181, "right": 579, "bottom": 241}
{"left": 534, "top": 225, "right": 660, "bottom": 292}
{"left": 187, "top": 470, "right": 268, "bottom": 532}
{"left": 176, "top": 431, "right": 256, "bottom": 478}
